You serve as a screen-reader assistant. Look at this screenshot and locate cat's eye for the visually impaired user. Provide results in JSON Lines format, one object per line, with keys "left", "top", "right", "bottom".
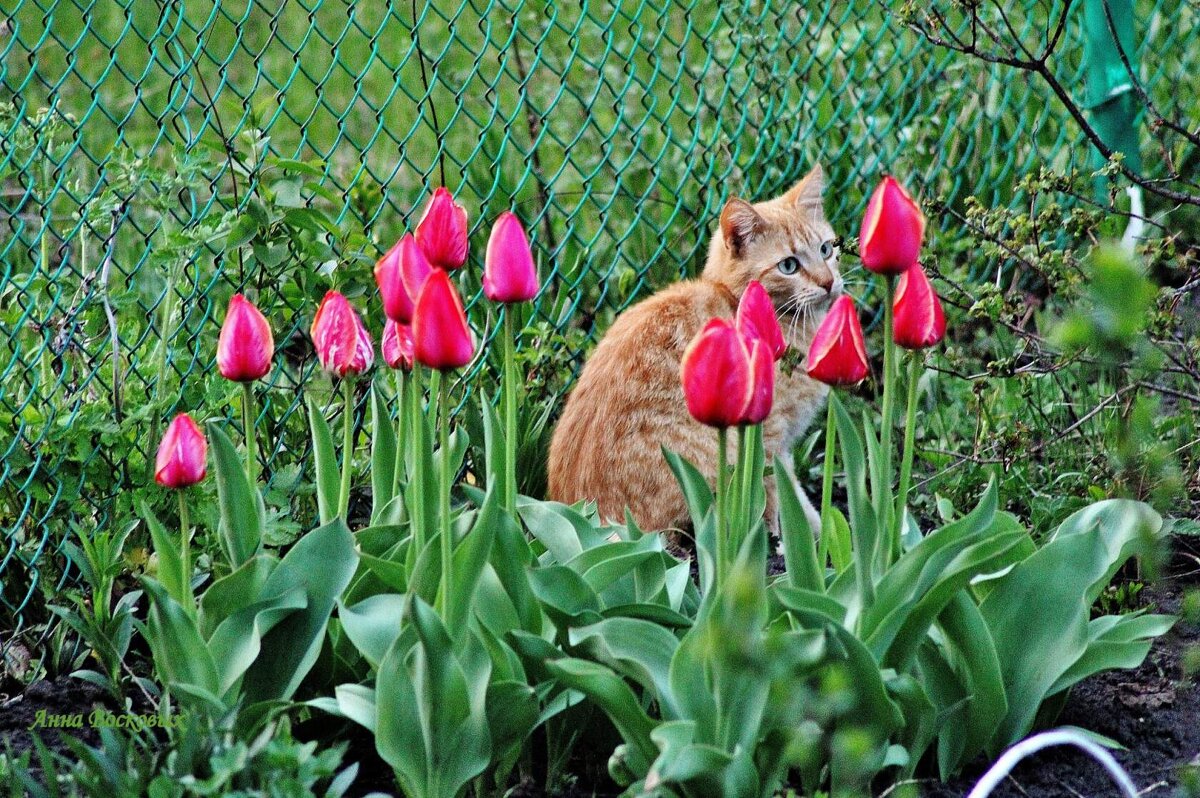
{"left": 777, "top": 256, "right": 800, "bottom": 275}
{"left": 819, "top": 240, "right": 835, "bottom": 259}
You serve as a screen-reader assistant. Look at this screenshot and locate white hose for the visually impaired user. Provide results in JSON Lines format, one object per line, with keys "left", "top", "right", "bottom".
{"left": 966, "top": 728, "right": 1139, "bottom": 798}
{"left": 1121, "top": 185, "right": 1145, "bottom": 253}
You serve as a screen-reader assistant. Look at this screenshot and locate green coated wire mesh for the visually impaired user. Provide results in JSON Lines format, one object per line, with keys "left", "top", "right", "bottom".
{"left": 0, "top": 1, "right": 1193, "bottom": 633}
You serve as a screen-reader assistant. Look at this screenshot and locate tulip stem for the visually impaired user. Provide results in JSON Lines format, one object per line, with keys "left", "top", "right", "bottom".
{"left": 437, "top": 373, "right": 452, "bottom": 619}
{"left": 391, "top": 369, "right": 406, "bottom": 502}
{"left": 410, "top": 367, "right": 426, "bottom": 553}
{"left": 178, "top": 491, "right": 194, "bottom": 611}
{"left": 337, "top": 379, "right": 355, "bottom": 521}
{"left": 817, "top": 399, "right": 837, "bottom": 574}
{"left": 242, "top": 382, "right": 259, "bottom": 488}
{"left": 734, "top": 425, "right": 748, "bottom": 559}
{"left": 879, "top": 275, "right": 897, "bottom": 560}
{"left": 503, "top": 307, "right": 518, "bottom": 514}
{"left": 896, "top": 351, "right": 921, "bottom": 538}
{"left": 715, "top": 428, "right": 729, "bottom": 590}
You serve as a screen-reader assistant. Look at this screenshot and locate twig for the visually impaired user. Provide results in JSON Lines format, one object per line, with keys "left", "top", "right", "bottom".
{"left": 508, "top": 26, "right": 559, "bottom": 255}
{"left": 410, "top": 0, "right": 447, "bottom": 187}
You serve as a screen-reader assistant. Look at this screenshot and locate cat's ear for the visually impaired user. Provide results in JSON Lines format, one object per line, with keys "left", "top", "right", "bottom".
{"left": 784, "top": 164, "right": 826, "bottom": 207}
{"left": 720, "top": 198, "right": 765, "bottom": 256}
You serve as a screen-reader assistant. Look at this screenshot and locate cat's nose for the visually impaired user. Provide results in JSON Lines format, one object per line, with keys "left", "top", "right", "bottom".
{"left": 828, "top": 277, "right": 844, "bottom": 297}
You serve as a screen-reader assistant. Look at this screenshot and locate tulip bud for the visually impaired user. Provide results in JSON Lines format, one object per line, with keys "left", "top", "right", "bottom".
{"left": 680, "top": 318, "right": 753, "bottom": 429}
{"left": 893, "top": 264, "right": 946, "bottom": 350}
{"left": 805, "top": 295, "right": 870, "bottom": 387}
{"left": 155, "top": 413, "right": 207, "bottom": 488}
{"left": 216, "top": 294, "right": 274, "bottom": 383}
{"left": 382, "top": 319, "right": 414, "bottom": 370}
{"left": 415, "top": 187, "right": 469, "bottom": 271}
{"left": 736, "top": 280, "right": 786, "bottom": 361}
{"left": 483, "top": 212, "right": 540, "bottom": 304}
{"left": 310, "top": 290, "right": 374, "bottom": 378}
{"left": 743, "top": 339, "right": 775, "bottom": 424}
{"left": 859, "top": 176, "right": 925, "bottom": 275}
{"left": 412, "top": 270, "right": 475, "bottom": 371}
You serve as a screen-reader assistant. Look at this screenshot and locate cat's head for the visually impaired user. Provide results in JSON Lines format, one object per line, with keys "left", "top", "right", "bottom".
{"left": 703, "top": 165, "right": 841, "bottom": 332}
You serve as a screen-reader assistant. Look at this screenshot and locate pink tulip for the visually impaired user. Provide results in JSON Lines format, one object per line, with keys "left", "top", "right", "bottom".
{"left": 310, "top": 291, "right": 374, "bottom": 377}
{"left": 805, "top": 296, "right": 870, "bottom": 387}
{"left": 414, "top": 187, "right": 469, "bottom": 271}
{"left": 736, "top": 280, "right": 786, "bottom": 361}
{"left": 483, "top": 212, "right": 540, "bottom": 303}
{"left": 374, "top": 238, "right": 414, "bottom": 324}
{"left": 893, "top": 264, "right": 946, "bottom": 349}
{"left": 155, "top": 413, "right": 207, "bottom": 488}
{"left": 859, "top": 176, "right": 925, "bottom": 276}
{"left": 382, "top": 319, "right": 415, "bottom": 370}
{"left": 216, "top": 294, "right": 274, "bottom": 383}
{"left": 743, "top": 340, "right": 775, "bottom": 424}
{"left": 412, "top": 270, "right": 475, "bottom": 371}
{"left": 680, "top": 318, "right": 753, "bottom": 429}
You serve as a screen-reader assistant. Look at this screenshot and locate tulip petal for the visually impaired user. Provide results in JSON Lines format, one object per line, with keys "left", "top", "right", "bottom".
{"left": 893, "top": 264, "right": 946, "bottom": 349}
{"left": 483, "top": 212, "right": 540, "bottom": 304}
{"left": 415, "top": 187, "right": 470, "bottom": 271}
{"left": 681, "top": 318, "right": 753, "bottom": 428}
{"left": 217, "top": 294, "right": 274, "bottom": 383}
{"left": 736, "top": 280, "right": 787, "bottom": 361}
{"left": 805, "top": 295, "right": 870, "bottom": 387}
{"left": 155, "top": 413, "right": 208, "bottom": 488}
{"left": 413, "top": 270, "right": 475, "bottom": 371}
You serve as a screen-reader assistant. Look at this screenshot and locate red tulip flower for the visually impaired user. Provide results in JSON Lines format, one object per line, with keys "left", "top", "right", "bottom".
{"left": 805, "top": 295, "right": 870, "bottom": 387}
{"left": 415, "top": 187, "right": 469, "bottom": 271}
{"left": 859, "top": 176, "right": 926, "bottom": 276}
{"left": 216, "top": 294, "right": 274, "bottom": 382}
{"left": 736, "top": 280, "right": 786, "bottom": 361}
{"left": 412, "top": 269, "right": 475, "bottom": 371}
{"left": 893, "top": 264, "right": 946, "bottom": 349}
{"left": 382, "top": 319, "right": 415, "bottom": 370}
{"left": 483, "top": 212, "right": 540, "bottom": 303}
{"left": 743, "top": 340, "right": 775, "bottom": 424}
{"left": 681, "top": 318, "right": 753, "bottom": 429}
{"left": 310, "top": 290, "right": 374, "bottom": 377}
{"left": 155, "top": 413, "right": 207, "bottom": 488}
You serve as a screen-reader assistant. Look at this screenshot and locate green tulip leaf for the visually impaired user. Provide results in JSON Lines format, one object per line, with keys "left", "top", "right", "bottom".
{"left": 140, "top": 501, "right": 184, "bottom": 605}
{"left": 141, "top": 578, "right": 221, "bottom": 704}
{"left": 207, "top": 421, "right": 265, "bottom": 568}
{"left": 528, "top": 565, "right": 603, "bottom": 629}
{"left": 307, "top": 397, "right": 341, "bottom": 526}
{"left": 662, "top": 446, "right": 713, "bottom": 531}
{"left": 340, "top": 593, "right": 410, "bottom": 670}
{"left": 775, "top": 457, "right": 824, "bottom": 593}
{"left": 569, "top": 618, "right": 681, "bottom": 711}
{"left": 370, "top": 384, "right": 398, "bottom": 523}
{"left": 980, "top": 499, "right": 1165, "bottom": 751}
{"left": 241, "top": 516, "right": 358, "bottom": 703}
{"left": 547, "top": 658, "right": 657, "bottom": 775}
{"left": 207, "top": 585, "right": 307, "bottom": 695}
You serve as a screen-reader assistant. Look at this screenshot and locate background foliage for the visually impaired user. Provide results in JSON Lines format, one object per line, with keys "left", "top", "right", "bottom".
{"left": 1, "top": 0, "right": 1197, "bottom": 658}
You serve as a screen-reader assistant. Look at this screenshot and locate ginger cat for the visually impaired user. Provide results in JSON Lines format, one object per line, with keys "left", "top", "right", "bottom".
{"left": 548, "top": 165, "right": 841, "bottom": 536}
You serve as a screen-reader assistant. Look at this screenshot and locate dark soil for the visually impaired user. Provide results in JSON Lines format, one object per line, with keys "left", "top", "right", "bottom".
{"left": 0, "top": 677, "right": 123, "bottom": 759}
{"left": 923, "top": 574, "right": 1200, "bottom": 798}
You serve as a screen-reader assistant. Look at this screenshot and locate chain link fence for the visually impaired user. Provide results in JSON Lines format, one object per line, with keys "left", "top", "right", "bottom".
{"left": 0, "top": 0, "right": 1193, "bottom": 633}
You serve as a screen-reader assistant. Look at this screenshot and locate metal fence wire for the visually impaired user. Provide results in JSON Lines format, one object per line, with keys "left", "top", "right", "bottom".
{"left": 0, "top": 1, "right": 1191, "bottom": 632}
